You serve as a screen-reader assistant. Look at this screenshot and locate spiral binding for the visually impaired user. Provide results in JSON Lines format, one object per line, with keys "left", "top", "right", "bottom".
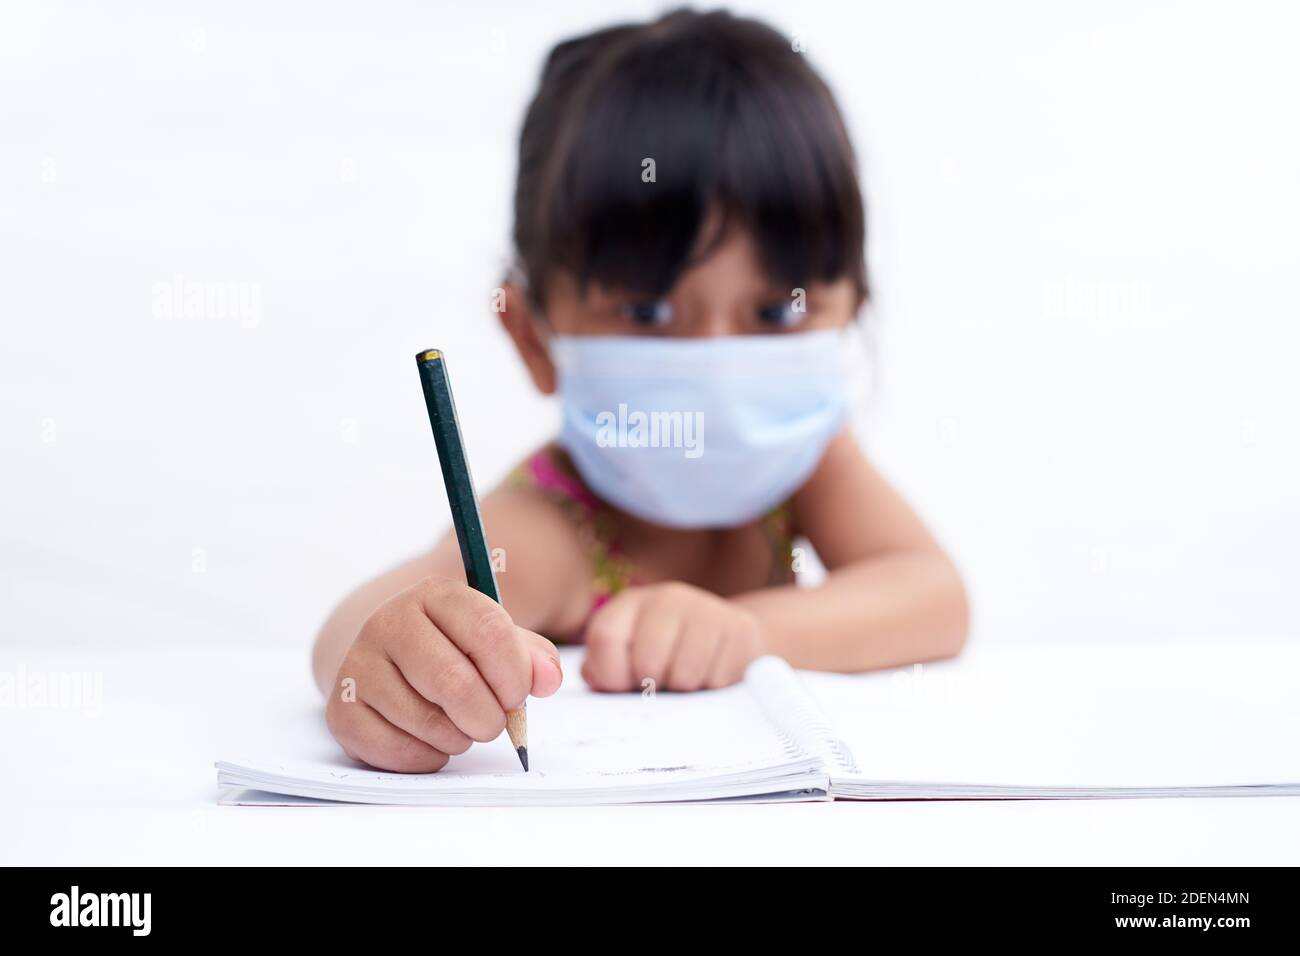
{"left": 747, "top": 656, "right": 859, "bottom": 773}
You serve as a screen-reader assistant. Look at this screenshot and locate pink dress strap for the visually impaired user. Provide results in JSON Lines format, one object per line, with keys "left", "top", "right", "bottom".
{"left": 509, "top": 448, "right": 642, "bottom": 635}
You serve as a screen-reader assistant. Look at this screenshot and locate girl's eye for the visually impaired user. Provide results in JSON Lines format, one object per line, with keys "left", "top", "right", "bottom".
{"left": 757, "top": 300, "right": 805, "bottom": 328}
{"left": 621, "top": 300, "right": 674, "bottom": 327}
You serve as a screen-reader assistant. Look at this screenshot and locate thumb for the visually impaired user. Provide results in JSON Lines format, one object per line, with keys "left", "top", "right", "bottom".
{"left": 520, "top": 628, "right": 564, "bottom": 698}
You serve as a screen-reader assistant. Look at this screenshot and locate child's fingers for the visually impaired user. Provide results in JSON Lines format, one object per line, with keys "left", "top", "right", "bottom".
{"left": 629, "top": 605, "right": 683, "bottom": 689}
{"left": 521, "top": 630, "right": 564, "bottom": 697}
{"left": 705, "top": 631, "right": 757, "bottom": 690}
{"left": 582, "top": 591, "right": 640, "bottom": 691}
{"left": 418, "top": 579, "right": 533, "bottom": 712}
{"left": 664, "top": 621, "right": 717, "bottom": 691}
{"left": 363, "top": 657, "right": 474, "bottom": 756}
{"left": 325, "top": 697, "right": 450, "bottom": 773}
{"left": 388, "top": 614, "right": 507, "bottom": 743}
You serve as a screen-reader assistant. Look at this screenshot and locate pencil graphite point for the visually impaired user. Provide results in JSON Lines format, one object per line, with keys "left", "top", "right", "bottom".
{"left": 505, "top": 707, "right": 529, "bottom": 772}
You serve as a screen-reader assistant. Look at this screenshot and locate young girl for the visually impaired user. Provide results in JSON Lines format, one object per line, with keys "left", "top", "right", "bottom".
{"left": 313, "top": 9, "right": 969, "bottom": 772}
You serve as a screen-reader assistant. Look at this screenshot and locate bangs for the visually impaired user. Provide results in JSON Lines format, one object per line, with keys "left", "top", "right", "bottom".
{"left": 516, "top": 11, "right": 866, "bottom": 305}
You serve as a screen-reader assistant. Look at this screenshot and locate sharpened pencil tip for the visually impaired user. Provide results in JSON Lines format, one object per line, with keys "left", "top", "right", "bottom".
{"left": 516, "top": 746, "right": 529, "bottom": 772}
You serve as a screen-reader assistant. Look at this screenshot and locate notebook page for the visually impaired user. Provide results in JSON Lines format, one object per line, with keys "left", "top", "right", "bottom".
{"left": 802, "top": 640, "right": 1300, "bottom": 791}
{"left": 218, "top": 650, "right": 823, "bottom": 802}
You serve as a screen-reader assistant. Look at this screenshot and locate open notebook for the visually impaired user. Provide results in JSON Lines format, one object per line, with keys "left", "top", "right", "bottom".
{"left": 218, "top": 645, "right": 1300, "bottom": 805}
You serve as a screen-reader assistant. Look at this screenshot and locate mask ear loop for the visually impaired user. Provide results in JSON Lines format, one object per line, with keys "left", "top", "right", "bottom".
{"left": 840, "top": 299, "right": 877, "bottom": 435}
{"left": 504, "top": 258, "right": 560, "bottom": 364}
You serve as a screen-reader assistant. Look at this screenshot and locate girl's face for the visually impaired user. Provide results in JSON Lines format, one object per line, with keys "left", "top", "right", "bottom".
{"left": 499, "top": 221, "right": 862, "bottom": 395}
{"left": 542, "top": 225, "right": 859, "bottom": 339}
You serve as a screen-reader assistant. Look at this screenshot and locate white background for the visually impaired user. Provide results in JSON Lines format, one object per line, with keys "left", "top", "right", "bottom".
{"left": 2, "top": 0, "right": 1297, "bottom": 655}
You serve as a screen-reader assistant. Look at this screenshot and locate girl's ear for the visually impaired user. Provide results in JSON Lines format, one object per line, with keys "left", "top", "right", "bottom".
{"left": 497, "top": 281, "right": 557, "bottom": 395}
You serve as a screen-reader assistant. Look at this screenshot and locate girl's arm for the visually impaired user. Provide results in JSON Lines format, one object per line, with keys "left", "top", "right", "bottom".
{"left": 732, "top": 431, "right": 969, "bottom": 672}
{"left": 311, "top": 481, "right": 593, "bottom": 694}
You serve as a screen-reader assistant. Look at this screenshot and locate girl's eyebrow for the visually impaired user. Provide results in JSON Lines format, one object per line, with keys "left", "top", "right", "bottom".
{"left": 579, "top": 287, "right": 653, "bottom": 313}
{"left": 757, "top": 280, "right": 809, "bottom": 300}
{"left": 590, "top": 285, "right": 671, "bottom": 303}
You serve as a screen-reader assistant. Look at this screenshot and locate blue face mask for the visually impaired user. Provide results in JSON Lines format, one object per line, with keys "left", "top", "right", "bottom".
{"left": 550, "top": 329, "right": 850, "bottom": 529}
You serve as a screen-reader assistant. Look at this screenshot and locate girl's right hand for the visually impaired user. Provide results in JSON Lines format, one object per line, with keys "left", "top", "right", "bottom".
{"left": 324, "top": 577, "right": 563, "bottom": 772}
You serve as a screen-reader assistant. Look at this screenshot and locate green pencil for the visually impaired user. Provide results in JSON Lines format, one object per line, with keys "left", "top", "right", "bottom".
{"left": 416, "top": 348, "right": 528, "bottom": 771}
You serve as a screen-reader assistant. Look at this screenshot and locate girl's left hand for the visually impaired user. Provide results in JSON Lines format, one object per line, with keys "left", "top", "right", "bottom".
{"left": 580, "top": 582, "right": 768, "bottom": 693}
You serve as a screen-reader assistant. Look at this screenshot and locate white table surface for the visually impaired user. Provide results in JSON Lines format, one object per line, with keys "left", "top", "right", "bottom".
{"left": 2, "top": 641, "right": 1298, "bottom": 866}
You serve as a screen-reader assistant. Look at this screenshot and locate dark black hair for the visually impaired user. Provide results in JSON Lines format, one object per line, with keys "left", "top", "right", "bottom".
{"left": 512, "top": 8, "right": 867, "bottom": 309}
